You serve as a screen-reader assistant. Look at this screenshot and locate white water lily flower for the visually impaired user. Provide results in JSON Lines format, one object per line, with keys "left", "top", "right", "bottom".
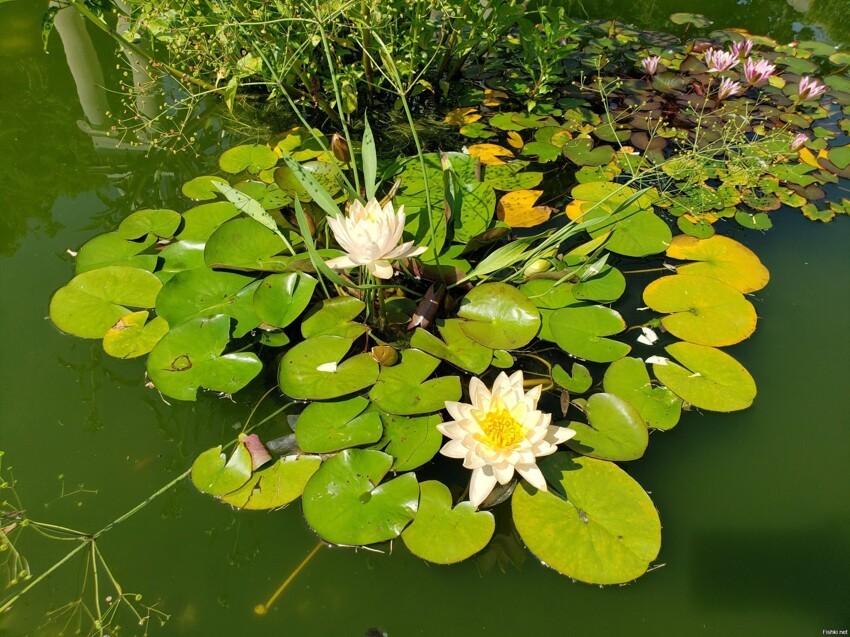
{"left": 325, "top": 198, "right": 427, "bottom": 279}
{"left": 438, "top": 371, "right": 576, "bottom": 508}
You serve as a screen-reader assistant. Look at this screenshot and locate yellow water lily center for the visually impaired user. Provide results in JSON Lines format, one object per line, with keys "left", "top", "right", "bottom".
{"left": 438, "top": 371, "right": 576, "bottom": 508}
{"left": 325, "top": 198, "right": 427, "bottom": 279}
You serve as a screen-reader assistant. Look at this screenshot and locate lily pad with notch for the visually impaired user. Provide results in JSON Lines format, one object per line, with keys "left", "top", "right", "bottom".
{"left": 564, "top": 392, "right": 648, "bottom": 461}
{"left": 278, "top": 335, "right": 379, "bottom": 400}
{"left": 220, "top": 455, "right": 322, "bottom": 510}
{"left": 49, "top": 266, "right": 162, "bottom": 339}
{"left": 147, "top": 314, "right": 263, "bottom": 401}
{"left": 295, "top": 396, "right": 383, "bottom": 453}
{"left": 512, "top": 452, "right": 661, "bottom": 584}
{"left": 370, "top": 349, "right": 461, "bottom": 415}
{"left": 457, "top": 283, "right": 540, "bottom": 350}
{"left": 302, "top": 449, "right": 419, "bottom": 546}
{"left": 652, "top": 342, "right": 756, "bottom": 412}
{"left": 402, "top": 481, "right": 495, "bottom": 564}
{"left": 603, "top": 357, "right": 682, "bottom": 430}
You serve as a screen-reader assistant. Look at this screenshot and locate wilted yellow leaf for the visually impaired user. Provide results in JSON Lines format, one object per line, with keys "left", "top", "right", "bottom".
{"left": 445, "top": 107, "right": 482, "bottom": 126}
{"left": 564, "top": 199, "right": 590, "bottom": 221}
{"left": 467, "top": 143, "right": 514, "bottom": 166}
{"left": 483, "top": 88, "right": 509, "bottom": 106}
{"left": 506, "top": 131, "right": 524, "bottom": 149}
{"left": 496, "top": 189, "right": 552, "bottom": 227}
{"left": 798, "top": 147, "right": 819, "bottom": 168}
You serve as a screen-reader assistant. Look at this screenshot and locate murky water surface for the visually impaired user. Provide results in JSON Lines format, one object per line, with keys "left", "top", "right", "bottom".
{"left": 1, "top": 1, "right": 848, "bottom": 635}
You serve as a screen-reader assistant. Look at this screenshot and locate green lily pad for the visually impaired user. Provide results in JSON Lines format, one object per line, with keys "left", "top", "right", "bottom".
{"left": 402, "top": 481, "right": 495, "bottom": 564}
{"left": 563, "top": 138, "right": 615, "bottom": 166}
{"left": 302, "top": 449, "right": 419, "bottom": 546}
{"left": 234, "top": 180, "right": 292, "bottom": 209}
{"left": 483, "top": 164, "right": 544, "bottom": 191}
{"left": 182, "top": 175, "right": 221, "bottom": 201}
{"left": 295, "top": 396, "right": 383, "bottom": 453}
{"left": 552, "top": 362, "right": 593, "bottom": 394}
{"left": 603, "top": 357, "right": 682, "bottom": 430}
{"left": 117, "top": 209, "right": 181, "bottom": 240}
{"left": 220, "top": 455, "right": 322, "bottom": 510}
{"left": 548, "top": 305, "right": 631, "bottom": 362}
{"left": 370, "top": 349, "right": 461, "bottom": 415}
{"left": 521, "top": 141, "right": 562, "bottom": 163}
{"left": 677, "top": 216, "right": 715, "bottom": 239}
{"left": 177, "top": 201, "right": 239, "bottom": 243}
{"left": 191, "top": 444, "right": 253, "bottom": 497}
{"left": 278, "top": 335, "right": 379, "bottom": 400}
{"left": 177, "top": 202, "right": 241, "bottom": 242}
{"left": 584, "top": 206, "right": 671, "bottom": 257}
{"left": 158, "top": 240, "right": 206, "bottom": 280}
{"left": 204, "top": 218, "right": 289, "bottom": 271}
{"left": 74, "top": 232, "right": 157, "bottom": 274}
{"left": 457, "top": 283, "right": 540, "bottom": 350}
{"left": 454, "top": 181, "right": 496, "bottom": 243}
{"left": 512, "top": 452, "right": 661, "bottom": 584}
{"left": 490, "top": 112, "right": 526, "bottom": 131}
{"left": 155, "top": 267, "right": 261, "bottom": 338}
{"left": 572, "top": 265, "right": 625, "bottom": 302}
{"left": 564, "top": 392, "right": 648, "bottom": 461}
{"left": 147, "top": 314, "right": 263, "bottom": 401}
{"left": 665, "top": 234, "right": 770, "bottom": 293}
{"left": 102, "top": 311, "right": 169, "bottom": 359}
{"left": 374, "top": 412, "right": 443, "bottom": 471}
{"left": 652, "top": 342, "right": 756, "bottom": 411}
{"left": 301, "top": 296, "right": 367, "bottom": 339}
{"left": 410, "top": 319, "right": 493, "bottom": 374}
{"left": 643, "top": 274, "right": 757, "bottom": 346}
{"left": 670, "top": 12, "right": 711, "bottom": 27}
{"left": 253, "top": 272, "right": 317, "bottom": 328}
{"left": 219, "top": 144, "right": 278, "bottom": 174}
{"left": 519, "top": 278, "right": 581, "bottom": 309}
{"left": 274, "top": 160, "right": 342, "bottom": 202}
{"left": 49, "top": 266, "right": 162, "bottom": 339}
{"left": 735, "top": 210, "right": 773, "bottom": 230}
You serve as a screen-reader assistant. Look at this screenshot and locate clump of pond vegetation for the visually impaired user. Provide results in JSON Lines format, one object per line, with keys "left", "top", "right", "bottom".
{"left": 6, "top": 2, "right": 850, "bottom": 633}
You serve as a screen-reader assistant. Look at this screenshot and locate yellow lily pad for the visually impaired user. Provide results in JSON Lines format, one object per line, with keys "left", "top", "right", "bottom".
{"left": 665, "top": 234, "right": 770, "bottom": 293}
{"left": 496, "top": 189, "right": 552, "bottom": 227}
{"left": 643, "top": 274, "right": 757, "bottom": 346}
{"left": 467, "top": 143, "right": 514, "bottom": 166}
{"left": 444, "top": 107, "right": 481, "bottom": 126}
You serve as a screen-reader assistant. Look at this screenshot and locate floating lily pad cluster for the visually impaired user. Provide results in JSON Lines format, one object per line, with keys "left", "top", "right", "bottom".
{"left": 49, "top": 13, "right": 839, "bottom": 586}
{"left": 445, "top": 15, "right": 850, "bottom": 232}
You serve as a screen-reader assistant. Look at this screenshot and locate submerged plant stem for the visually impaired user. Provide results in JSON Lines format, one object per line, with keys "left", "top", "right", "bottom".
{"left": 254, "top": 541, "right": 325, "bottom": 615}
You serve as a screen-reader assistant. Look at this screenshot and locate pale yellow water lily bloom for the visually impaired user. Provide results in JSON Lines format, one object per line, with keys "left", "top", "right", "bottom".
{"left": 325, "top": 198, "right": 427, "bottom": 279}
{"left": 438, "top": 370, "right": 576, "bottom": 508}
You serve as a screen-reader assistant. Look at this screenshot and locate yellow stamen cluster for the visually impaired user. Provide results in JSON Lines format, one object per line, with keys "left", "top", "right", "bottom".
{"left": 478, "top": 409, "right": 525, "bottom": 450}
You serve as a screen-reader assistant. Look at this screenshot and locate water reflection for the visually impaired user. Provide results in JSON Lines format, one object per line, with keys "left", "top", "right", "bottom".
{"left": 562, "top": 0, "right": 850, "bottom": 43}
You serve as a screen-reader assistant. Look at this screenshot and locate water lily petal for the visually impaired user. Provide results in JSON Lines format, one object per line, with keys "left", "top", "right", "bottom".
{"left": 516, "top": 463, "right": 548, "bottom": 492}
{"left": 368, "top": 259, "right": 394, "bottom": 279}
{"left": 469, "top": 466, "right": 498, "bottom": 508}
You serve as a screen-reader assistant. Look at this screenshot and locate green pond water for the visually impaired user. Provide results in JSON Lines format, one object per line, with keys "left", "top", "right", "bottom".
{"left": 1, "top": 1, "right": 849, "bottom": 635}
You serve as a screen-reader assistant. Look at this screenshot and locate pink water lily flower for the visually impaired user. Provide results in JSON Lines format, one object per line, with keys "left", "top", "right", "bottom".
{"left": 705, "top": 48, "right": 739, "bottom": 72}
{"left": 731, "top": 38, "right": 754, "bottom": 58}
{"left": 717, "top": 77, "right": 743, "bottom": 100}
{"left": 640, "top": 55, "right": 661, "bottom": 76}
{"left": 438, "top": 371, "right": 575, "bottom": 508}
{"left": 790, "top": 133, "right": 808, "bottom": 151}
{"left": 325, "top": 198, "right": 427, "bottom": 279}
{"left": 743, "top": 58, "right": 776, "bottom": 85}
{"left": 797, "top": 76, "right": 826, "bottom": 101}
